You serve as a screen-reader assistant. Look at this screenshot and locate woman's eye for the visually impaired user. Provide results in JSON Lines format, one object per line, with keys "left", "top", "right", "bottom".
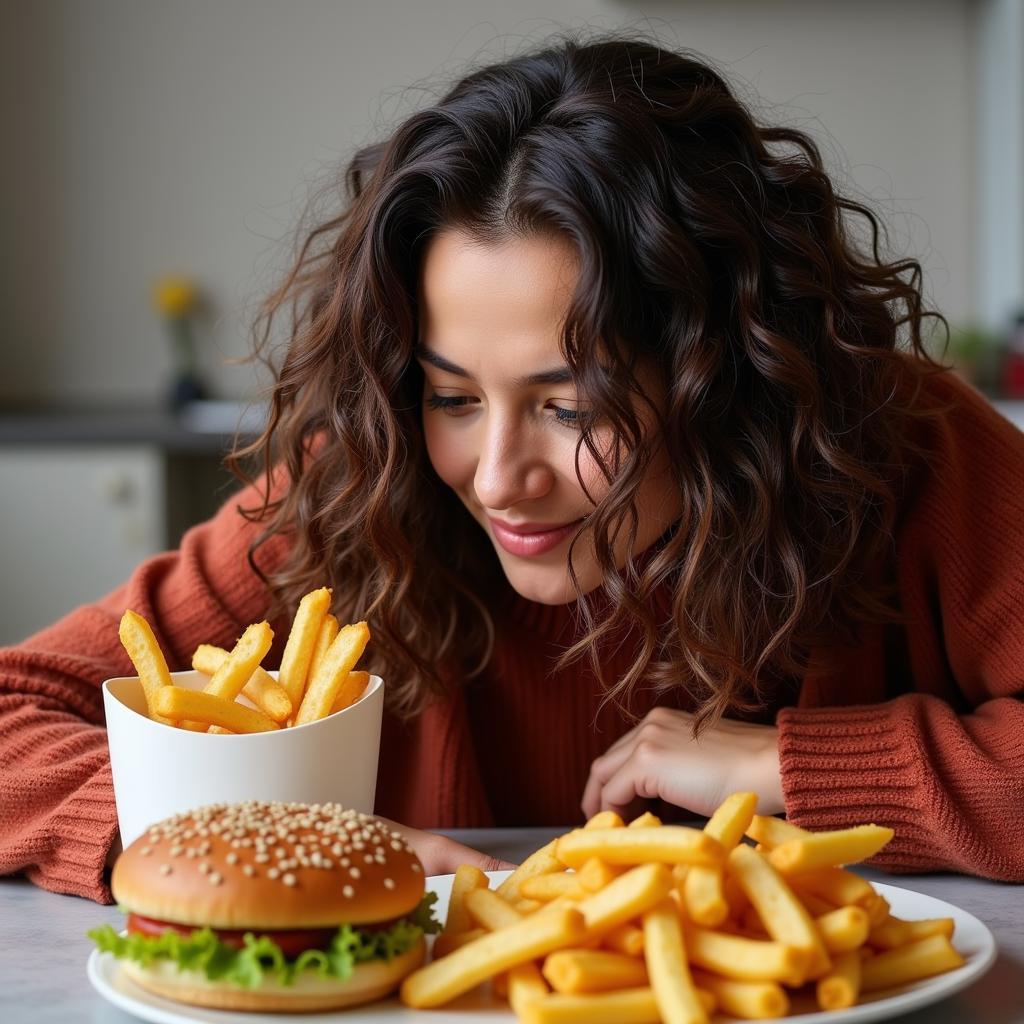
{"left": 425, "top": 394, "right": 476, "bottom": 415}
{"left": 552, "top": 406, "right": 596, "bottom": 430}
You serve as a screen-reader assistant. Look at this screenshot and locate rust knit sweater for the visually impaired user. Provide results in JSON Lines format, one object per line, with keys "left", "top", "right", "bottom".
{"left": 2, "top": 369, "right": 1023, "bottom": 903}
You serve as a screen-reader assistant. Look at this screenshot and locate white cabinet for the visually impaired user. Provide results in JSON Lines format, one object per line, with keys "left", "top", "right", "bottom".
{"left": 0, "top": 446, "right": 165, "bottom": 645}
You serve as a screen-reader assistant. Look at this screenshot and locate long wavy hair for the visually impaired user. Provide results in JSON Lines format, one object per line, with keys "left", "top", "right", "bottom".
{"left": 229, "top": 30, "right": 956, "bottom": 728}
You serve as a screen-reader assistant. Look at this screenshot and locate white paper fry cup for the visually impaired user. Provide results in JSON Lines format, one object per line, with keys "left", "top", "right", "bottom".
{"left": 102, "top": 669, "right": 384, "bottom": 847}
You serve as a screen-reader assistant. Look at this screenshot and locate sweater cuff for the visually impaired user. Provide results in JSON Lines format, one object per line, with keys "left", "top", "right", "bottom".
{"left": 776, "top": 702, "right": 938, "bottom": 872}
{"left": 25, "top": 763, "right": 119, "bottom": 904}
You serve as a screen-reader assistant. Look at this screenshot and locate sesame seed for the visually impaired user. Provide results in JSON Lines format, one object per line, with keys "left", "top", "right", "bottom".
{"left": 283, "top": 873, "right": 297, "bottom": 886}
{"left": 342, "top": 885, "right": 355, "bottom": 898}
{"left": 268, "top": 867, "right": 280, "bottom": 879}
{"left": 226, "top": 852, "right": 239, "bottom": 865}
{"left": 186, "top": 849, "right": 197, "bottom": 859}
{"left": 411, "top": 863, "right": 421, "bottom": 873}
{"left": 140, "top": 847, "right": 152, "bottom": 857}
{"left": 255, "top": 853, "right": 270, "bottom": 864}
{"left": 384, "top": 878, "right": 396, "bottom": 890}
{"left": 170, "top": 845, "right": 183, "bottom": 857}
{"left": 159, "top": 864, "right": 172, "bottom": 876}
{"left": 364, "top": 854, "right": 374, "bottom": 864}
{"left": 243, "top": 864, "right": 255, "bottom": 877}
{"left": 199, "top": 861, "right": 210, "bottom": 874}
{"left": 350, "top": 867, "right": 361, "bottom": 879}
{"left": 209, "top": 872, "right": 223, "bottom": 885}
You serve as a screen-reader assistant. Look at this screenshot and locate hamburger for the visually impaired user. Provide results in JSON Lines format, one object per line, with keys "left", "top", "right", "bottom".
{"left": 88, "top": 800, "right": 440, "bottom": 1011}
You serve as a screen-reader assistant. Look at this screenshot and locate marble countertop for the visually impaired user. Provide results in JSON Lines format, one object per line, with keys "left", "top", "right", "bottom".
{"left": 2, "top": 827, "right": 1021, "bottom": 1023}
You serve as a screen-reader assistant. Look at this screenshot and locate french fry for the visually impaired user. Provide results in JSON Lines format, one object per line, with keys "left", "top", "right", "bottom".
{"left": 202, "top": 621, "right": 274, "bottom": 701}
{"left": 443, "top": 864, "right": 489, "bottom": 935}
{"left": 329, "top": 669, "right": 370, "bottom": 715}
{"left": 577, "top": 857, "right": 623, "bottom": 892}
{"left": 768, "top": 824, "right": 895, "bottom": 875}
{"left": 153, "top": 687, "right": 279, "bottom": 733}
{"left": 816, "top": 949, "right": 862, "bottom": 1010}
{"left": 629, "top": 811, "right": 662, "bottom": 828}
{"left": 192, "top": 643, "right": 291, "bottom": 723}
{"left": 497, "top": 839, "right": 562, "bottom": 901}
{"left": 278, "top": 586, "right": 332, "bottom": 709}
{"left": 522, "top": 872, "right": 587, "bottom": 902}
{"left": 542, "top": 948, "right": 648, "bottom": 994}
{"left": 399, "top": 906, "right": 587, "bottom": 1008}
{"left": 868, "top": 914, "right": 955, "bottom": 950}
{"left": 745, "top": 814, "right": 810, "bottom": 849}
{"left": 118, "top": 610, "right": 175, "bottom": 725}
{"left": 432, "top": 928, "right": 486, "bottom": 959}
{"left": 683, "top": 924, "right": 809, "bottom": 986}
{"left": 728, "top": 844, "right": 831, "bottom": 981}
{"left": 515, "top": 898, "right": 543, "bottom": 915}
{"left": 585, "top": 810, "right": 625, "bottom": 830}
{"left": 521, "top": 986, "right": 715, "bottom": 1024}
{"left": 308, "top": 612, "right": 339, "bottom": 683}
{"left": 507, "top": 962, "right": 550, "bottom": 1016}
{"left": 860, "top": 934, "right": 965, "bottom": 991}
{"left": 683, "top": 865, "right": 728, "bottom": 928}
{"left": 787, "top": 866, "right": 877, "bottom": 909}
{"left": 556, "top": 828, "right": 723, "bottom": 870}
{"left": 642, "top": 898, "right": 708, "bottom": 1024}
{"left": 465, "top": 887, "right": 524, "bottom": 931}
{"left": 864, "top": 891, "right": 892, "bottom": 927}
{"left": 691, "top": 967, "right": 790, "bottom": 1019}
{"left": 602, "top": 923, "right": 645, "bottom": 957}
{"left": 294, "top": 620, "right": 370, "bottom": 725}
{"left": 679, "top": 790, "right": 752, "bottom": 923}
{"left": 815, "top": 904, "right": 871, "bottom": 954}
{"left": 575, "top": 863, "right": 674, "bottom": 938}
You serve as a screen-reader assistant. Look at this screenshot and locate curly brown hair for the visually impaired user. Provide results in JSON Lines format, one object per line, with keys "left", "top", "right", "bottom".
{"left": 228, "top": 30, "right": 957, "bottom": 729}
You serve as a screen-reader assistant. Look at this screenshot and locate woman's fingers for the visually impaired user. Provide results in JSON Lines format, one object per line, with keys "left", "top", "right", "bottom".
{"left": 581, "top": 708, "right": 691, "bottom": 818}
{"left": 373, "top": 815, "right": 516, "bottom": 876}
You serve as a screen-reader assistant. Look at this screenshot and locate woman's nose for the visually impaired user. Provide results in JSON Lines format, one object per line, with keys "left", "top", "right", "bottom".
{"left": 473, "top": 416, "right": 554, "bottom": 510}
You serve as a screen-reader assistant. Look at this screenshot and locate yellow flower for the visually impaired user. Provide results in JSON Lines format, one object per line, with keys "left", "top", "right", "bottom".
{"left": 152, "top": 276, "right": 198, "bottom": 318}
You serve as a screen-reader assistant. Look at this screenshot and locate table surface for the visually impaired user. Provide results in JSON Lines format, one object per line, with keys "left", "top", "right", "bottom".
{"left": 2, "top": 827, "right": 1021, "bottom": 1023}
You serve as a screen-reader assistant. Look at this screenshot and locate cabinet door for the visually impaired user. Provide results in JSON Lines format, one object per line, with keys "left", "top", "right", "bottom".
{"left": 0, "top": 446, "right": 165, "bottom": 645}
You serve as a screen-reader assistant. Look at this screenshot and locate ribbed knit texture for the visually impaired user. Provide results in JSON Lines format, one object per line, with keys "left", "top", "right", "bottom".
{"left": 2, "top": 369, "right": 1023, "bottom": 903}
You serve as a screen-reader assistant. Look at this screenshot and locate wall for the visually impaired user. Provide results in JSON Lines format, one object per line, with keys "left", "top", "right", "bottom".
{"left": 1, "top": 0, "right": 975, "bottom": 406}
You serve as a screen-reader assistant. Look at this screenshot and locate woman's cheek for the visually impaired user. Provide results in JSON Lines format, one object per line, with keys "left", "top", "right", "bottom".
{"left": 424, "top": 418, "right": 474, "bottom": 490}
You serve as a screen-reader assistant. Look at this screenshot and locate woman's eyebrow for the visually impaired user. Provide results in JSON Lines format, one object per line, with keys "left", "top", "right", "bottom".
{"left": 413, "top": 343, "right": 573, "bottom": 387}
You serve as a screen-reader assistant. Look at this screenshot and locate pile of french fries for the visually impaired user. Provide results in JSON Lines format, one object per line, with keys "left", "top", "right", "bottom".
{"left": 401, "top": 793, "right": 965, "bottom": 1023}
{"left": 117, "top": 587, "right": 371, "bottom": 734}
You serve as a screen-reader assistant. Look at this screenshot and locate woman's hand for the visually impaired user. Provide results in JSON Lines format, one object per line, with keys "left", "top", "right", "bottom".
{"left": 581, "top": 707, "right": 785, "bottom": 821}
{"left": 374, "top": 816, "right": 517, "bottom": 875}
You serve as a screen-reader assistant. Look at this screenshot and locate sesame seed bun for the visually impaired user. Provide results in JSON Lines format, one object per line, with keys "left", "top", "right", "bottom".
{"left": 112, "top": 800, "right": 425, "bottom": 929}
{"left": 121, "top": 937, "right": 426, "bottom": 1011}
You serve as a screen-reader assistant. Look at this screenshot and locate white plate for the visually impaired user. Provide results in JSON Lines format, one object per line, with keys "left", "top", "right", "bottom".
{"left": 88, "top": 871, "right": 996, "bottom": 1023}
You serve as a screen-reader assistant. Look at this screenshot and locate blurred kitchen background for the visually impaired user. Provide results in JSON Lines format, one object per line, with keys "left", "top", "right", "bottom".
{"left": 1, "top": 0, "right": 1022, "bottom": 645}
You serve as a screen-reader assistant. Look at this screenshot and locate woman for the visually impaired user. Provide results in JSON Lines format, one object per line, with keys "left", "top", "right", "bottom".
{"left": 2, "top": 33, "right": 1023, "bottom": 903}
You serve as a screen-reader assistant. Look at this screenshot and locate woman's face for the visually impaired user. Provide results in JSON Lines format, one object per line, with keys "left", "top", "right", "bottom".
{"left": 416, "top": 228, "right": 682, "bottom": 605}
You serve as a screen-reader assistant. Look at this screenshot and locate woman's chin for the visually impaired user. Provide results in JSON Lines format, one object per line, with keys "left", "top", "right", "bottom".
{"left": 501, "top": 563, "right": 598, "bottom": 607}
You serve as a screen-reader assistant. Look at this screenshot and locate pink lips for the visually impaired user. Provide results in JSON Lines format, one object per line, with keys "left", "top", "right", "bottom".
{"left": 488, "top": 517, "right": 584, "bottom": 557}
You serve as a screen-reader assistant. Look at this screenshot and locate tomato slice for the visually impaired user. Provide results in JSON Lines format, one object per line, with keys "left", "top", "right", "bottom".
{"left": 126, "top": 913, "right": 338, "bottom": 958}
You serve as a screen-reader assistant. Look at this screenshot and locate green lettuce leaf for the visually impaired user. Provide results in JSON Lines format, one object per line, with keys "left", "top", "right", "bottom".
{"left": 88, "top": 891, "right": 441, "bottom": 989}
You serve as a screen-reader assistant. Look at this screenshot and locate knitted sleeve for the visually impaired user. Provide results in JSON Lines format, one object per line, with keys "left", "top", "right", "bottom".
{"left": 0, "top": 470, "right": 291, "bottom": 903}
{"left": 778, "top": 374, "right": 1024, "bottom": 881}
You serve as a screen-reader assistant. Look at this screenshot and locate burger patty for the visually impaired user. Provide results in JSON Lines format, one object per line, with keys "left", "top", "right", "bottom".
{"left": 126, "top": 912, "right": 404, "bottom": 959}
{"left": 128, "top": 913, "right": 340, "bottom": 958}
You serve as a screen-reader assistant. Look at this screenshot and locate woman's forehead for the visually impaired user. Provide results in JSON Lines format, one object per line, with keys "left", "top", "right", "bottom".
{"left": 417, "top": 230, "right": 577, "bottom": 356}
